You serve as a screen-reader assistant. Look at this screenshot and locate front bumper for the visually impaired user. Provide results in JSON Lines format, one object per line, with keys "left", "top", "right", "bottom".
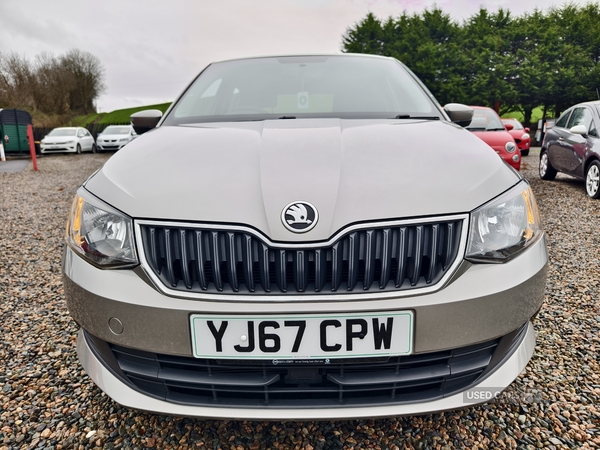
{"left": 64, "top": 232, "right": 547, "bottom": 418}
{"left": 40, "top": 144, "right": 76, "bottom": 153}
{"left": 76, "top": 321, "right": 537, "bottom": 419}
{"left": 97, "top": 142, "right": 127, "bottom": 151}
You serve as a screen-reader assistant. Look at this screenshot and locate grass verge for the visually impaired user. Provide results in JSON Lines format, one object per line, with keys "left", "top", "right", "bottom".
{"left": 69, "top": 102, "right": 172, "bottom": 126}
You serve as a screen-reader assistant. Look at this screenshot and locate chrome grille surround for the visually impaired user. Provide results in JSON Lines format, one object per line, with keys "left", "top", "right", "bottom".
{"left": 135, "top": 215, "right": 468, "bottom": 301}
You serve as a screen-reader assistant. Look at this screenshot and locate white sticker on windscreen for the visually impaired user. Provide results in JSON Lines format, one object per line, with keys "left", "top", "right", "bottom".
{"left": 298, "top": 92, "right": 309, "bottom": 109}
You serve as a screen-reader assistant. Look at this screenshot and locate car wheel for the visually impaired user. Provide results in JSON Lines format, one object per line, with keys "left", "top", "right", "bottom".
{"left": 76, "top": 144, "right": 82, "bottom": 155}
{"left": 92, "top": 144, "right": 97, "bottom": 154}
{"left": 539, "top": 150, "right": 557, "bottom": 180}
{"left": 521, "top": 150, "right": 529, "bottom": 157}
{"left": 585, "top": 161, "right": 600, "bottom": 199}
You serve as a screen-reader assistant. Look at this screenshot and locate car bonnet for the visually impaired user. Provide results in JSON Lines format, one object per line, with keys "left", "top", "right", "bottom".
{"left": 84, "top": 119, "right": 520, "bottom": 242}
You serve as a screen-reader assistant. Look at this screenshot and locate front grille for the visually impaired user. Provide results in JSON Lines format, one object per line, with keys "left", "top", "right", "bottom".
{"left": 96, "top": 326, "right": 528, "bottom": 409}
{"left": 139, "top": 218, "right": 463, "bottom": 295}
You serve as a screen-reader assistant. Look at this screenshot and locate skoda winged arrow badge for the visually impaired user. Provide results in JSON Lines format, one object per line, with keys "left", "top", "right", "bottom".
{"left": 281, "top": 201, "right": 318, "bottom": 233}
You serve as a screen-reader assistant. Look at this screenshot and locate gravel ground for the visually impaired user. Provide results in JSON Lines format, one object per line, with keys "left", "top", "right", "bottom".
{"left": 1, "top": 152, "right": 600, "bottom": 450}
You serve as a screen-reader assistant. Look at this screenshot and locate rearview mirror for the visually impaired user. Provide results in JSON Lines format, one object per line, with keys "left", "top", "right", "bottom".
{"left": 131, "top": 109, "right": 163, "bottom": 135}
{"left": 443, "top": 103, "right": 473, "bottom": 127}
{"left": 504, "top": 123, "right": 514, "bottom": 131}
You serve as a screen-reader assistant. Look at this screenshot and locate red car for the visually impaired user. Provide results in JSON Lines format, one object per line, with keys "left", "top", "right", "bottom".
{"left": 501, "top": 118, "right": 531, "bottom": 156}
{"left": 466, "top": 106, "right": 521, "bottom": 170}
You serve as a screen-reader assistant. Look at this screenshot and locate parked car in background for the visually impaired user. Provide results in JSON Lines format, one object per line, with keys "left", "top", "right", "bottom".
{"left": 539, "top": 100, "right": 600, "bottom": 198}
{"left": 40, "top": 127, "right": 95, "bottom": 154}
{"left": 63, "top": 54, "right": 547, "bottom": 420}
{"left": 465, "top": 107, "right": 521, "bottom": 170}
{"left": 501, "top": 118, "right": 531, "bottom": 156}
{"left": 96, "top": 125, "right": 137, "bottom": 151}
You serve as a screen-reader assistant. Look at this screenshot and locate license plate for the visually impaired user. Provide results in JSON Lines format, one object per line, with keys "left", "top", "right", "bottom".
{"left": 190, "top": 312, "right": 413, "bottom": 360}
{"left": 51, "top": 146, "right": 59, "bottom": 149}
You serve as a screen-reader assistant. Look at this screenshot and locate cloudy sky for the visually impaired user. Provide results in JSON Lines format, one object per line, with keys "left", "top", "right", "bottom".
{"left": 0, "top": 0, "right": 576, "bottom": 112}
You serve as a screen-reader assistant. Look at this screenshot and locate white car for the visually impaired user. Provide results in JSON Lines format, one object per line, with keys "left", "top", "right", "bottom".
{"left": 40, "top": 127, "right": 95, "bottom": 154}
{"left": 96, "top": 125, "right": 137, "bottom": 151}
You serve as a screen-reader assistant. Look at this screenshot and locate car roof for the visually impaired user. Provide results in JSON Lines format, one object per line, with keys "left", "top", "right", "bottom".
{"left": 211, "top": 53, "right": 394, "bottom": 65}
{"left": 578, "top": 100, "right": 600, "bottom": 107}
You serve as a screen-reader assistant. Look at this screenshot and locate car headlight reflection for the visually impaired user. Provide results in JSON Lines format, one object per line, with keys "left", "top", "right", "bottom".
{"left": 66, "top": 190, "right": 138, "bottom": 268}
{"left": 466, "top": 182, "right": 542, "bottom": 263}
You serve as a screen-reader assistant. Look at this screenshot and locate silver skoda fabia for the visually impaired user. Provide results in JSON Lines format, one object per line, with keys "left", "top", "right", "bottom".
{"left": 63, "top": 54, "right": 547, "bottom": 420}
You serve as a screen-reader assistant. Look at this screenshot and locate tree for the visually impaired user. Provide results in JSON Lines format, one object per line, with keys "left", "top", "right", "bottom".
{"left": 459, "top": 8, "right": 519, "bottom": 112}
{"left": 389, "top": 8, "right": 467, "bottom": 105}
{"left": 32, "top": 52, "right": 72, "bottom": 115}
{"left": 60, "top": 49, "right": 105, "bottom": 115}
{"left": 504, "top": 9, "right": 553, "bottom": 124}
{"left": 0, "top": 49, "right": 105, "bottom": 116}
{"left": 341, "top": 3, "right": 600, "bottom": 126}
{"left": 0, "top": 52, "right": 36, "bottom": 109}
{"left": 342, "top": 8, "right": 468, "bottom": 105}
{"left": 342, "top": 13, "right": 387, "bottom": 55}
{"left": 546, "top": 4, "right": 598, "bottom": 115}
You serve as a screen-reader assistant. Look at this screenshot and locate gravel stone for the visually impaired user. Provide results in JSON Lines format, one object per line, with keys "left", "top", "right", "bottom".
{"left": 1, "top": 151, "right": 600, "bottom": 449}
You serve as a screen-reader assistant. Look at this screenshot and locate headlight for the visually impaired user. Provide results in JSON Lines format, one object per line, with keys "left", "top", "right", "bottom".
{"left": 505, "top": 141, "right": 517, "bottom": 153}
{"left": 66, "top": 190, "right": 138, "bottom": 268}
{"left": 521, "top": 133, "right": 530, "bottom": 140}
{"left": 466, "top": 182, "right": 542, "bottom": 263}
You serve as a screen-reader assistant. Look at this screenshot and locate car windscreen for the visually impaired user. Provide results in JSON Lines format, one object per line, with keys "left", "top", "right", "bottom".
{"left": 465, "top": 109, "right": 505, "bottom": 131}
{"left": 163, "top": 56, "right": 442, "bottom": 124}
{"left": 48, "top": 129, "right": 76, "bottom": 136}
{"left": 103, "top": 126, "right": 131, "bottom": 135}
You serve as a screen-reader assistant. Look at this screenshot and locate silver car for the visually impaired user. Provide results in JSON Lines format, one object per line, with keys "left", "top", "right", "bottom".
{"left": 63, "top": 54, "right": 547, "bottom": 420}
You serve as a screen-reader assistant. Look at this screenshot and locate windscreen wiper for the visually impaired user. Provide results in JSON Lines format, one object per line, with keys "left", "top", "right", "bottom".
{"left": 391, "top": 115, "right": 440, "bottom": 120}
{"left": 278, "top": 116, "right": 296, "bottom": 119}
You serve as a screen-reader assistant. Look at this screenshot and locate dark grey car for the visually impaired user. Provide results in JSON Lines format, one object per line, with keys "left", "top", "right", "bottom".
{"left": 63, "top": 54, "right": 547, "bottom": 419}
{"left": 539, "top": 100, "right": 600, "bottom": 197}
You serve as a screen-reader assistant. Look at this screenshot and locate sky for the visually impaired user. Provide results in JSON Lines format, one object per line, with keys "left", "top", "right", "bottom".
{"left": 0, "top": 0, "right": 576, "bottom": 113}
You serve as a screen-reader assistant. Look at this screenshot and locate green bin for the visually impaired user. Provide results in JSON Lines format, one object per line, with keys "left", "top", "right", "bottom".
{"left": 0, "top": 109, "right": 32, "bottom": 153}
